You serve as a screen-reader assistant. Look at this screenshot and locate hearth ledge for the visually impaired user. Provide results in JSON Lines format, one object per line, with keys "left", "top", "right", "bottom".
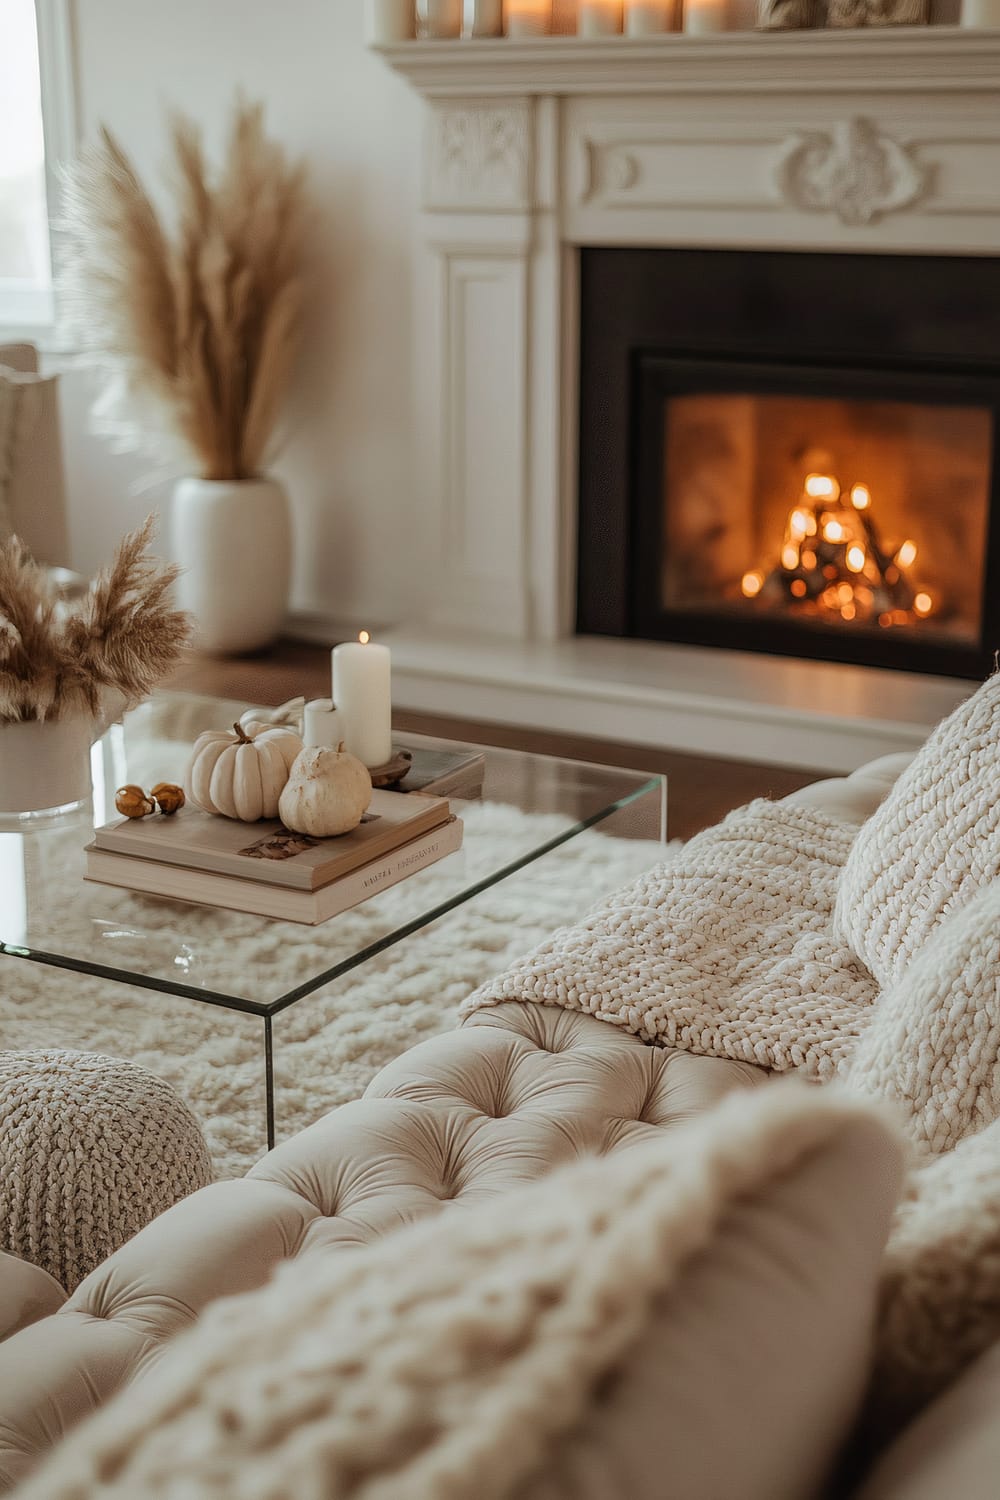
{"left": 383, "top": 628, "right": 967, "bottom": 773}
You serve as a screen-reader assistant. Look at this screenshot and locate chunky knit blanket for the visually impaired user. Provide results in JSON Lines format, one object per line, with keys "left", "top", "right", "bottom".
{"left": 460, "top": 672, "right": 1000, "bottom": 1437}
{"left": 462, "top": 798, "right": 877, "bottom": 1081}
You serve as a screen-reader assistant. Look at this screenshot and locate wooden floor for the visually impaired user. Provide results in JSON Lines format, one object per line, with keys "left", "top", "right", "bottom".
{"left": 167, "top": 641, "right": 824, "bottom": 843}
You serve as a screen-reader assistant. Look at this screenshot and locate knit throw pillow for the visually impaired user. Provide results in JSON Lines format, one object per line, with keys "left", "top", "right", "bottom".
{"left": 835, "top": 672, "right": 1000, "bottom": 987}
{"left": 13, "top": 1084, "right": 902, "bottom": 1500}
{"left": 870, "top": 1110, "right": 1000, "bottom": 1438}
{"left": 847, "top": 881, "right": 1000, "bottom": 1159}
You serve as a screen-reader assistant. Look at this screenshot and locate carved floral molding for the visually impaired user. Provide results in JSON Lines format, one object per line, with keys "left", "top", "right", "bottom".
{"left": 427, "top": 102, "right": 532, "bottom": 211}
{"left": 776, "top": 117, "right": 929, "bottom": 227}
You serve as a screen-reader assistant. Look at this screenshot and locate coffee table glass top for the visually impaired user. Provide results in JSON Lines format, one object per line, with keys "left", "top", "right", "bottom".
{"left": 0, "top": 693, "right": 665, "bottom": 1016}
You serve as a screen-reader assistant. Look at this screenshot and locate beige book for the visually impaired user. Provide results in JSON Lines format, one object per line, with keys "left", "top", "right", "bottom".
{"left": 92, "top": 788, "right": 450, "bottom": 892}
{"left": 84, "top": 817, "right": 464, "bottom": 925}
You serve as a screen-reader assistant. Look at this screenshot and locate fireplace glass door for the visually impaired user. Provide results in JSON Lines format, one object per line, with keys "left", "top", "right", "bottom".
{"left": 632, "top": 358, "right": 998, "bottom": 677}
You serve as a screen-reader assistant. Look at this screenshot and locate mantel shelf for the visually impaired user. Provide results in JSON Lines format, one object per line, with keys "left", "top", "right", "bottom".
{"left": 374, "top": 25, "right": 1000, "bottom": 96}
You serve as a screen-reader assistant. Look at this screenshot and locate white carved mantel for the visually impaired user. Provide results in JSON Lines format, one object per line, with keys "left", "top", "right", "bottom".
{"left": 376, "top": 30, "right": 1000, "bottom": 769}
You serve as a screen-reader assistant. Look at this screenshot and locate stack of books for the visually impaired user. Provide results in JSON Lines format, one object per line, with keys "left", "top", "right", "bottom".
{"left": 85, "top": 788, "right": 463, "bottom": 925}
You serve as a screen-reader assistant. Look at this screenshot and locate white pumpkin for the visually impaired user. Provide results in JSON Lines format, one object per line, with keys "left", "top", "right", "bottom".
{"left": 238, "top": 697, "right": 305, "bottom": 735}
{"left": 185, "top": 722, "right": 303, "bottom": 821}
{"left": 278, "top": 744, "right": 372, "bottom": 837}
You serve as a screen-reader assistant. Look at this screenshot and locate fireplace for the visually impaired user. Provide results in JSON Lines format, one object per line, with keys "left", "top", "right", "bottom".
{"left": 578, "top": 248, "right": 1000, "bottom": 679}
{"left": 376, "top": 32, "right": 1000, "bottom": 767}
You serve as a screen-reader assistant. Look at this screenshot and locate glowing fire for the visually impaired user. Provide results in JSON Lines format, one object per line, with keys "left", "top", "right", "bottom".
{"left": 739, "top": 472, "right": 934, "bottom": 628}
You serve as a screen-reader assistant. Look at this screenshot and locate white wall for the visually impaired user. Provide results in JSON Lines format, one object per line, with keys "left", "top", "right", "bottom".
{"left": 52, "top": 0, "right": 425, "bottom": 631}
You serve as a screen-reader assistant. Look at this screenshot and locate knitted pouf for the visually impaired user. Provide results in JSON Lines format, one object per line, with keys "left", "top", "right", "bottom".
{"left": 0, "top": 1050, "right": 213, "bottom": 1292}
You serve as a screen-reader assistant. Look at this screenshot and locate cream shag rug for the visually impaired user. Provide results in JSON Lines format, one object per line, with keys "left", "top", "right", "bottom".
{"left": 0, "top": 804, "right": 664, "bottom": 1179}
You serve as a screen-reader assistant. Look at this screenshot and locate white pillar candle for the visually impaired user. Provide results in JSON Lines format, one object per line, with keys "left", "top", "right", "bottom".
{"left": 579, "top": 0, "right": 624, "bottom": 30}
{"left": 505, "top": 0, "right": 553, "bottom": 34}
{"left": 331, "top": 632, "right": 393, "bottom": 769}
{"left": 421, "top": 0, "right": 462, "bottom": 34}
{"left": 625, "top": 0, "right": 672, "bottom": 31}
{"left": 469, "top": 0, "right": 504, "bottom": 32}
{"left": 303, "top": 698, "right": 343, "bottom": 750}
{"left": 683, "top": 0, "right": 725, "bottom": 28}
{"left": 367, "top": 0, "right": 416, "bottom": 41}
{"left": 961, "top": 0, "right": 1000, "bottom": 22}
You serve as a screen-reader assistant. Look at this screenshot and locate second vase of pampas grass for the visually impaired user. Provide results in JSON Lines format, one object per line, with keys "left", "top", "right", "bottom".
{"left": 60, "top": 100, "right": 308, "bottom": 655}
{"left": 0, "top": 516, "right": 191, "bottom": 819}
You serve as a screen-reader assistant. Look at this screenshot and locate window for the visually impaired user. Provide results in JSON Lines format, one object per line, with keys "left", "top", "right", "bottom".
{"left": 0, "top": 0, "right": 57, "bottom": 328}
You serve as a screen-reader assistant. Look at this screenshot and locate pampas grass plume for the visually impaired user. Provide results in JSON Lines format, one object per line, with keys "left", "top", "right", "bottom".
{"left": 60, "top": 100, "right": 309, "bottom": 482}
{"left": 0, "top": 519, "right": 191, "bottom": 724}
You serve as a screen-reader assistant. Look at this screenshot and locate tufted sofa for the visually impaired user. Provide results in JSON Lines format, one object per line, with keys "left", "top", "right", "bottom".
{"left": 0, "top": 754, "right": 912, "bottom": 1492}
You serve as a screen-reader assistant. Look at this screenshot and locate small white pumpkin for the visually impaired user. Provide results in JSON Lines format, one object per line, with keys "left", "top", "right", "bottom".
{"left": 278, "top": 744, "right": 372, "bottom": 837}
{"left": 185, "top": 722, "right": 303, "bottom": 822}
{"left": 238, "top": 697, "right": 305, "bottom": 735}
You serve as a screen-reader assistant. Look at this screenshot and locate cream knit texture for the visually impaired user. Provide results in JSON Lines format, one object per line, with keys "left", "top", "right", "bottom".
{"left": 0, "top": 1050, "right": 213, "bottom": 1291}
{"left": 834, "top": 670, "right": 1000, "bottom": 988}
{"left": 874, "top": 1110, "right": 1000, "bottom": 1432}
{"left": 12, "top": 1085, "right": 892, "bottom": 1500}
{"left": 847, "top": 881, "right": 1000, "bottom": 1160}
{"left": 463, "top": 799, "right": 875, "bottom": 1080}
{"left": 459, "top": 674, "right": 1000, "bottom": 1431}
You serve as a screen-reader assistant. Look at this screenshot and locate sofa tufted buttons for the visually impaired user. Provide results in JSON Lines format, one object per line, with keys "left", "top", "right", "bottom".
{"left": 636, "top": 1089, "right": 660, "bottom": 1126}
{"left": 478, "top": 1091, "right": 512, "bottom": 1121}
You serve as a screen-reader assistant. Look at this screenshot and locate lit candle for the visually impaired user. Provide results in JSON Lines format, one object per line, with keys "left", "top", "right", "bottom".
{"left": 682, "top": 0, "right": 726, "bottom": 30}
{"left": 331, "top": 632, "right": 392, "bottom": 769}
{"left": 579, "top": 0, "right": 624, "bottom": 32}
{"left": 367, "top": 0, "right": 416, "bottom": 41}
{"left": 505, "top": 0, "right": 553, "bottom": 34}
{"left": 624, "top": 0, "right": 673, "bottom": 30}
{"left": 303, "top": 698, "right": 343, "bottom": 750}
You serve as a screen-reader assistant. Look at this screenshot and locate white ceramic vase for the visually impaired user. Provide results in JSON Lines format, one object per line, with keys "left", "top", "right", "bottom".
{"left": 171, "top": 476, "right": 292, "bottom": 655}
{"left": 0, "top": 716, "right": 95, "bottom": 820}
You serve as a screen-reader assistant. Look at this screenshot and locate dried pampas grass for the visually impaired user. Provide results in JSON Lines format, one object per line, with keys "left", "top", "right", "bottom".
{"left": 60, "top": 100, "right": 309, "bottom": 482}
{"left": 0, "top": 518, "right": 191, "bottom": 724}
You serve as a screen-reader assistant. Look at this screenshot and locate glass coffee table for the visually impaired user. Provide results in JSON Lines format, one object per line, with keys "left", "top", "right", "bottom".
{"left": 0, "top": 692, "right": 666, "bottom": 1148}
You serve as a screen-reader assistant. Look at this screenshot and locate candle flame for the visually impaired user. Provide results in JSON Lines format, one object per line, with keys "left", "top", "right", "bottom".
{"left": 358, "top": 630, "right": 370, "bottom": 645}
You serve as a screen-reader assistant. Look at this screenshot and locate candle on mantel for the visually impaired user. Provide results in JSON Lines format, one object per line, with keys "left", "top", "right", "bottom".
{"left": 422, "top": 0, "right": 462, "bottom": 36}
{"left": 331, "top": 632, "right": 393, "bottom": 769}
{"left": 961, "top": 0, "right": 1000, "bottom": 22}
{"left": 625, "top": 0, "right": 673, "bottom": 32}
{"left": 367, "top": 0, "right": 416, "bottom": 41}
{"left": 469, "top": 0, "right": 504, "bottom": 33}
{"left": 682, "top": 0, "right": 725, "bottom": 28}
{"left": 578, "top": 0, "right": 624, "bottom": 33}
{"left": 505, "top": 0, "right": 553, "bottom": 34}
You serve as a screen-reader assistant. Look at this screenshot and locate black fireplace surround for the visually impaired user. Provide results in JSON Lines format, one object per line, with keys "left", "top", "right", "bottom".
{"left": 577, "top": 247, "right": 1000, "bottom": 680}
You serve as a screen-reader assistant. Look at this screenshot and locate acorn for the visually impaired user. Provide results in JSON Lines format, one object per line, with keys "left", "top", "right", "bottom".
{"left": 115, "top": 784, "right": 155, "bottom": 819}
{"left": 151, "top": 782, "right": 186, "bottom": 816}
